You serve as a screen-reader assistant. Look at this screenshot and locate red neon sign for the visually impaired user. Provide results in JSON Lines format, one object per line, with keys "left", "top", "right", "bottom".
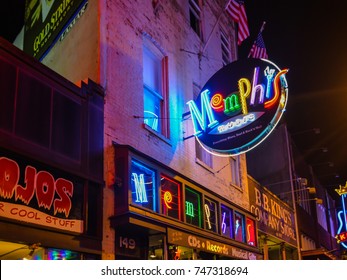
{"left": 0, "top": 157, "right": 73, "bottom": 217}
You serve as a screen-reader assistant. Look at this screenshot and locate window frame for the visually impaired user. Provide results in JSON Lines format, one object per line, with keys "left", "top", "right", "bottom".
{"left": 230, "top": 156, "right": 241, "bottom": 187}
{"left": 142, "top": 36, "right": 169, "bottom": 138}
{"left": 220, "top": 27, "right": 232, "bottom": 66}
{"left": 189, "top": 0, "right": 203, "bottom": 39}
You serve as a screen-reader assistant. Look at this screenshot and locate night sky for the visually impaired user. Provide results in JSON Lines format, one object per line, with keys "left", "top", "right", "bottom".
{"left": 1, "top": 0, "right": 347, "bottom": 195}
{"left": 239, "top": 0, "right": 347, "bottom": 194}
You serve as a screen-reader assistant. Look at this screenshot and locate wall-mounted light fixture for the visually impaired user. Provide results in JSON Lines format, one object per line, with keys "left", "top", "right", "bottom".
{"left": 297, "top": 198, "right": 323, "bottom": 205}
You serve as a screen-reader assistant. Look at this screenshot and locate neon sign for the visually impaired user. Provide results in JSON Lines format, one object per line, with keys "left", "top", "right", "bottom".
{"left": 132, "top": 173, "right": 148, "bottom": 203}
{"left": 335, "top": 183, "right": 347, "bottom": 249}
{"left": 185, "top": 201, "right": 195, "bottom": 217}
{"left": 204, "top": 198, "right": 217, "bottom": 232}
{"left": 130, "top": 160, "right": 156, "bottom": 211}
{"left": 0, "top": 157, "right": 73, "bottom": 217}
{"left": 0, "top": 156, "right": 83, "bottom": 233}
{"left": 163, "top": 191, "right": 172, "bottom": 209}
{"left": 185, "top": 188, "right": 202, "bottom": 227}
{"left": 204, "top": 204, "right": 212, "bottom": 229}
{"left": 161, "top": 175, "right": 181, "bottom": 220}
{"left": 186, "top": 58, "right": 288, "bottom": 156}
{"left": 246, "top": 217, "right": 256, "bottom": 246}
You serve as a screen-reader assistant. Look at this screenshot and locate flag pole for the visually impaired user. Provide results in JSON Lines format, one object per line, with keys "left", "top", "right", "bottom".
{"left": 201, "top": 1, "right": 231, "bottom": 55}
{"left": 248, "top": 21, "right": 266, "bottom": 58}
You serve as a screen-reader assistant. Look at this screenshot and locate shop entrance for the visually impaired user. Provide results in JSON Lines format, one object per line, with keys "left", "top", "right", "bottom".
{"left": 115, "top": 225, "right": 166, "bottom": 260}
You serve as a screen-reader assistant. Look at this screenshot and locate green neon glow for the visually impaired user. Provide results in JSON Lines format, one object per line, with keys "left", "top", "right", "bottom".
{"left": 185, "top": 187, "right": 202, "bottom": 227}
{"left": 223, "top": 94, "right": 240, "bottom": 115}
{"left": 185, "top": 201, "right": 194, "bottom": 217}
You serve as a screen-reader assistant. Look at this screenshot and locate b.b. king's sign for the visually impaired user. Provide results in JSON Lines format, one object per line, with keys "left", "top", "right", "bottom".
{"left": 187, "top": 59, "right": 288, "bottom": 156}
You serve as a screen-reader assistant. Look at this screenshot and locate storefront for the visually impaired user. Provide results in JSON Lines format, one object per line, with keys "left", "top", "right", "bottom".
{"left": 248, "top": 177, "right": 298, "bottom": 259}
{"left": 0, "top": 148, "right": 102, "bottom": 260}
{"left": 0, "top": 39, "right": 104, "bottom": 260}
{"left": 111, "top": 144, "right": 262, "bottom": 260}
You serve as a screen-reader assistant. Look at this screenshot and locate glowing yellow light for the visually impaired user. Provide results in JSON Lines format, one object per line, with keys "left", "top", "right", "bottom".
{"left": 238, "top": 78, "right": 251, "bottom": 115}
{"left": 164, "top": 191, "right": 173, "bottom": 209}
{"left": 335, "top": 182, "right": 347, "bottom": 196}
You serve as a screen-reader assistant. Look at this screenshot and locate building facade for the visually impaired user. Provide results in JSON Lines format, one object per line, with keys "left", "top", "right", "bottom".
{"left": 248, "top": 176, "right": 298, "bottom": 260}
{"left": 246, "top": 123, "right": 339, "bottom": 259}
{"left": 0, "top": 38, "right": 104, "bottom": 259}
{"left": 1, "top": 0, "right": 262, "bottom": 259}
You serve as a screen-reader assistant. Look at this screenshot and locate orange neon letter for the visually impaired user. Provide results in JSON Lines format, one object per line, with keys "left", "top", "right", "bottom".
{"left": 264, "top": 69, "right": 289, "bottom": 109}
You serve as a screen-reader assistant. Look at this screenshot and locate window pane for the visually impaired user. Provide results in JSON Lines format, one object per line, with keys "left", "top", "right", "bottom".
{"left": 231, "top": 157, "right": 240, "bottom": 187}
{"left": 221, "top": 205, "right": 233, "bottom": 238}
{"left": 189, "top": 0, "right": 201, "bottom": 37}
{"left": 130, "top": 160, "right": 157, "bottom": 212}
{"left": 87, "top": 182, "right": 102, "bottom": 237}
{"left": 246, "top": 217, "right": 257, "bottom": 246}
{"left": 47, "top": 249, "right": 81, "bottom": 260}
{"left": 185, "top": 187, "right": 202, "bottom": 227}
{"left": 143, "top": 40, "right": 166, "bottom": 135}
{"left": 0, "top": 59, "right": 16, "bottom": 131}
{"left": 234, "top": 212, "right": 245, "bottom": 242}
{"left": 204, "top": 197, "right": 218, "bottom": 232}
{"left": 143, "top": 46, "right": 162, "bottom": 93}
{"left": 196, "top": 140, "right": 212, "bottom": 167}
{"left": 161, "top": 175, "right": 182, "bottom": 220}
{"left": 144, "top": 86, "right": 161, "bottom": 133}
{"left": 15, "top": 71, "right": 51, "bottom": 147}
{"left": 52, "top": 92, "right": 81, "bottom": 160}
{"left": 221, "top": 29, "right": 231, "bottom": 65}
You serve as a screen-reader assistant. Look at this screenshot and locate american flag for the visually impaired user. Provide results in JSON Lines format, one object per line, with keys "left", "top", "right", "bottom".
{"left": 249, "top": 31, "right": 268, "bottom": 59}
{"left": 225, "top": 0, "right": 250, "bottom": 45}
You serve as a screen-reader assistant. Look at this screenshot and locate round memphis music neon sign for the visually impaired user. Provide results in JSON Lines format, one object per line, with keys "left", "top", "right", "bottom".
{"left": 187, "top": 58, "right": 289, "bottom": 156}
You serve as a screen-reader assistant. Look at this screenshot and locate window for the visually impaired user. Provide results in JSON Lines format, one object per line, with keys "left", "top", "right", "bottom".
{"left": 195, "top": 141, "right": 213, "bottom": 168}
{"left": 246, "top": 217, "right": 256, "bottom": 246}
{"left": 185, "top": 187, "right": 202, "bottom": 227}
{"left": 47, "top": 248, "right": 81, "bottom": 260}
{"left": 161, "top": 175, "right": 182, "bottom": 220}
{"left": 189, "top": 0, "right": 202, "bottom": 38}
{"left": 234, "top": 211, "right": 245, "bottom": 242}
{"left": 316, "top": 203, "right": 328, "bottom": 231}
{"left": 221, "top": 205, "right": 233, "bottom": 238}
{"left": 204, "top": 197, "right": 218, "bottom": 232}
{"left": 230, "top": 156, "right": 240, "bottom": 187}
{"left": 130, "top": 160, "right": 157, "bottom": 212}
{"left": 296, "top": 184, "right": 311, "bottom": 214}
{"left": 143, "top": 38, "right": 168, "bottom": 137}
{"left": 193, "top": 83, "right": 213, "bottom": 168}
{"left": 220, "top": 28, "right": 231, "bottom": 66}
{"left": 16, "top": 72, "right": 51, "bottom": 147}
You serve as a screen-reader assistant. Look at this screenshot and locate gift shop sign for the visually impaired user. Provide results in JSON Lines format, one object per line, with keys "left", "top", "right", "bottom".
{"left": 187, "top": 58, "right": 288, "bottom": 156}
{"left": 0, "top": 156, "right": 83, "bottom": 233}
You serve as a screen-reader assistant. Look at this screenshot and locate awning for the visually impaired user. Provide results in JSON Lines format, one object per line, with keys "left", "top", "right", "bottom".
{"left": 301, "top": 248, "right": 339, "bottom": 260}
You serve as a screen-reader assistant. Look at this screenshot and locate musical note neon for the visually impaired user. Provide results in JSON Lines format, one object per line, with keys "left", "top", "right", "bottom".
{"left": 204, "top": 204, "right": 212, "bottom": 229}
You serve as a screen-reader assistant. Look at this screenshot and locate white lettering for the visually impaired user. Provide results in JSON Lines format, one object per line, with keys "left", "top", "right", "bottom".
{"left": 217, "top": 114, "right": 255, "bottom": 133}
